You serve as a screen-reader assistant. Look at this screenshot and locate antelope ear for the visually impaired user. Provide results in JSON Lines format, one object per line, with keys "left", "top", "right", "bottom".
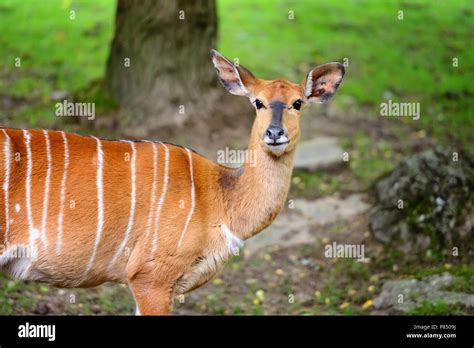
{"left": 210, "top": 49, "right": 255, "bottom": 96}
{"left": 302, "top": 63, "right": 345, "bottom": 103}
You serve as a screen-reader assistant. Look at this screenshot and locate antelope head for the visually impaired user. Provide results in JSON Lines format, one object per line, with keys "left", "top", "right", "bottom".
{"left": 210, "top": 49, "right": 345, "bottom": 156}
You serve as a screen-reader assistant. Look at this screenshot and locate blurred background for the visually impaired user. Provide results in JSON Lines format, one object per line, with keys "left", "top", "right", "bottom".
{"left": 0, "top": 0, "right": 472, "bottom": 315}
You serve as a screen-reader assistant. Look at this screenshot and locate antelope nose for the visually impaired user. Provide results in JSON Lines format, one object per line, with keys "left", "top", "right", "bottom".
{"left": 266, "top": 126, "right": 284, "bottom": 140}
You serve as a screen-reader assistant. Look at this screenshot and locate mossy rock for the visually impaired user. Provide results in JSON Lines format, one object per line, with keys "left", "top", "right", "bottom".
{"left": 369, "top": 146, "right": 474, "bottom": 255}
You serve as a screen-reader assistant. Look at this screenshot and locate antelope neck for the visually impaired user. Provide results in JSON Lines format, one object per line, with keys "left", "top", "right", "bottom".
{"left": 218, "top": 126, "right": 296, "bottom": 241}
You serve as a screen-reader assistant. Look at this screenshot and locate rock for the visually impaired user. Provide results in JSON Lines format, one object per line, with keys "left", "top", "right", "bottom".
{"left": 295, "top": 194, "right": 369, "bottom": 225}
{"left": 91, "top": 304, "right": 101, "bottom": 314}
{"left": 33, "top": 301, "right": 51, "bottom": 315}
{"left": 294, "top": 137, "right": 344, "bottom": 172}
{"left": 244, "top": 278, "right": 258, "bottom": 285}
{"left": 369, "top": 146, "right": 474, "bottom": 253}
{"left": 373, "top": 273, "right": 474, "bottom": 313}
{"left": 245, "top": 211, "right": 311, "bottom": 253}
{"left": 245, "top": 194, "right": 369, "bottom": 253}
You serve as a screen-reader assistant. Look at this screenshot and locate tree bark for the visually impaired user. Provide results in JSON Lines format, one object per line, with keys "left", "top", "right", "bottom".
{"left": 106, "top": 0, "right": 219, "bottom": 133}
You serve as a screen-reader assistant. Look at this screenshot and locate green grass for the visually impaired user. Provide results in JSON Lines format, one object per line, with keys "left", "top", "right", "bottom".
{"left": 410, "top": 264, "right": 474, "bottom": 280}
{"left": 0, "top": 274, "right": 135, "bottom": 315}
{"left": 0, "top": 0, "right": 115, "bottom": 126}
{"left": 405, "top": 300, "right": 467, "bottom": 315}
{"left": 218, "top": 0, "right": 474, "bottom": 150}
{"left": 291, "top": 170, "right": 343, "bottom": 197}
{"left": 0, "top": 0, "right": 114, "bottom": 95}
{"left": 342, "top": 131, "right": 399, "bottom": 185}
{"left": 443, "top": 276, "right": 474, "bottom": 293}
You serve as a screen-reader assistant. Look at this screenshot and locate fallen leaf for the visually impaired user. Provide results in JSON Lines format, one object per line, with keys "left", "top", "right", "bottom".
{"left": 339, "top": 302, "right": 350, "bottom": 310}
{"left": 362, "top": 299, "right": 373, "bottom": 309}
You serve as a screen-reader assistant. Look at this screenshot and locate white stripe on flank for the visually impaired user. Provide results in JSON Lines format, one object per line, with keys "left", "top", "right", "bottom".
{"left": 2, "top": 129, "right": 11, "bottom": 245}
{"left": 176, "top": 148, "right": 195, "bottom": 250}
{"left": 150, "top": 143, "right": 170, "bottom": 256}
{"left": 109, "top": 141, "right": 137, "bottom": 268}
{"left": 56, "top": 131, "right": 69, "bottom": 255}
{"left": 39, "top": 130, "right": 52, "bottom": 249}
{"left": 85, "top": 137, "right": 104, "bottom": 274}
{"left": 142, "top": 143, "right": 158, "bottom": 246}
{"left": 23, "top": 130, "right": 37, "bottom": 255}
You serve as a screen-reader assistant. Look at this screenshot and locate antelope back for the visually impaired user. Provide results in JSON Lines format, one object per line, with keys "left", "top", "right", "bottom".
{"left": 0, "top": 128, "right": 214, "bottom": 286}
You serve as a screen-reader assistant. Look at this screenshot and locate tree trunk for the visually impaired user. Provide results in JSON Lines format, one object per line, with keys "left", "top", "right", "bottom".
{"left": 106, "top": 0, "right": 219, "bottom": 134}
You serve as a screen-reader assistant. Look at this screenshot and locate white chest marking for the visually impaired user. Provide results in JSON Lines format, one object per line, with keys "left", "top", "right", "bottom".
{"left": 220, "top": 224, "right": 244, "bottom": 255}
{"left": 174, "top": 225, "right": 243, "bottom": 295}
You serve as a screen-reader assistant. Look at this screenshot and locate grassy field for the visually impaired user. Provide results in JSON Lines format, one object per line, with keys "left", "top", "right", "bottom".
{"left": 0, "top": 0, "right": 472, "bottom": 315}
{"left": 0, "top": 0, "right": 115, "bottom": 126}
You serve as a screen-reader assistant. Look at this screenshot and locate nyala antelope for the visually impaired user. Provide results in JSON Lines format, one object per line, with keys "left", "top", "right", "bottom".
{"left": 0, "top": 50, "right": 344, "bottom": 315}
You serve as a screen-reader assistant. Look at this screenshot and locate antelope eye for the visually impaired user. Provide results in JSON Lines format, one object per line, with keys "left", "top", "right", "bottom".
{"left": 292, "top": 99, "right": 303, "bottom": 110}
{"left": 254, "top": 99, "right": 264, "bottom": 110}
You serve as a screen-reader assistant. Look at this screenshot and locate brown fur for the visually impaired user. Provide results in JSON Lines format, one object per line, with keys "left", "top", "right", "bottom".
{"left": 0, "top": 52, "right": 344, "bottom": 315}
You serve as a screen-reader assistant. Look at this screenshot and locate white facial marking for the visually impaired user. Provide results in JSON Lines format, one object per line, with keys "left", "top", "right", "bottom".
{"left": 263, "top": 134, "right": 289, "bottom": 145}
{"left": 268, "top": 144, "right": 289, "bottom": 155}
{"left": 263, "top": 134, "right": 290, "bottom": 155}
{"left": 176, "top": 148, "right": 195, "bottom": 250}
{"left": 40, "top": 130, "right": 52, "bottom": 249}
{"left": 2, "top": 129, "right": 11, "bottom": 245}
{"left": 85, "top": 136, "right": 105, "bottom": 274}
{"left": 56, "top": 131, "right": 69, "bottom": 255}
{"left": 150, "top": 143, "right": 170, "bottom": 256}
{"left": 109, "top": 141, "right": 137, "bottom": 268}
